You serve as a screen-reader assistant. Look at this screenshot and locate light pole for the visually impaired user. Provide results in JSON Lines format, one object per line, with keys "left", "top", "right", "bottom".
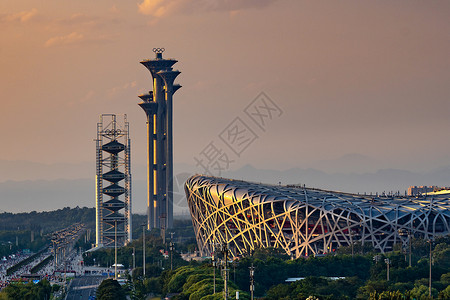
{"left": 233, "top": 259, "right": 236, "bottom": 282}
{"left": 52, "top": 241, "right": 56, "bottom": 271}
{"left": 170, "top": 232, "right": 174, "bottom": 270}
{"left": 384, "top": 258, "right": 390, "bottom": 281}
{"left": 428, "top": 239, "right": 432, "bottom": 298}
{"left": 409, "top": 231, "right": 412, "bottom": 267}
{"left": 222, "top": 243, "right": 229, "bottom": 300}
{"left": 132, "top": 247, "right": 136, "bottom": 270}
{"left": 142, "top": 224, "right": 146, "bottom": 277}
{"left": 161, "top": 216, "right": 166, "bottom": 244}
{"left": 398, "top": 229, "right": 412, "bottom": 267}
{"left": 211, "top": 242, "right": 222, "bottom": 295}
{"left": 350, "top": 231, "right": 354, "bottom": 258}
{"left": 212, "top": 255, "right": 216, "bottom": 294}
{"left": 115, "top": 220, "right": 118, "bottom": 280}
{"left": 249, "top": 263, "right": 255, "bottom": 300}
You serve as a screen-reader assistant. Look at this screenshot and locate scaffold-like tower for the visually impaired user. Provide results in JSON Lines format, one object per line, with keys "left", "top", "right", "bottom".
{"left": 95, "top": 114, "right": 132, "bottom": 247}
{"left": 138, "top": 48, "right": 181, "bottom": 230}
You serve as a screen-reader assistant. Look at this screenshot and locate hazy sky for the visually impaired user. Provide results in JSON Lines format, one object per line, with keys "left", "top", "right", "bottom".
{"left": 1, "top": 0, "right": 450, "bottom": 176}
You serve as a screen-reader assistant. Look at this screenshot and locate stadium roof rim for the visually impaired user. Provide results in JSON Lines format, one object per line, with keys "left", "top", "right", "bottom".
{"left": 189, "top": 174, "right": 449, "bottom": 211}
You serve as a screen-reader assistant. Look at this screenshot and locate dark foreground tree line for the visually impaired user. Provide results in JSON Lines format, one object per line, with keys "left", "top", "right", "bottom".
{"left": 120, "top": 236, "right": 450, "bottom": 300}
{"left": 1, "top": 206, "right": 448, "bottom": 299}
{"left": 0, "top": 280, "right": 55, "bottom": 300}
{"left": 2, "top": 237, "right": 449, "bottom": 299}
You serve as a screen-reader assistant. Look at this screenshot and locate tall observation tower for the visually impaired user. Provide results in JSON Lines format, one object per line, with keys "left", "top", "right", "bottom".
{"left": 95, "top": 114, "right": 132, "bottom": 247}
{"left": 139, "top": 48, "right": 181, "bottom": 230}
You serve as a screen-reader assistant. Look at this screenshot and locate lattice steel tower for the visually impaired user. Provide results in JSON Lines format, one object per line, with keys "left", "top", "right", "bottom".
{"left": 95, "top": 114, "right": 132, "bottom": 247}
{"left": 138, "top": 48, "right": 181, "bottom": 230}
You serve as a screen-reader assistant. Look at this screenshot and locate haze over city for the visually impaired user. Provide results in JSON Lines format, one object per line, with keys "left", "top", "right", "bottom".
{"left": 1, "top": 1, "right": 450, "bottom": 213}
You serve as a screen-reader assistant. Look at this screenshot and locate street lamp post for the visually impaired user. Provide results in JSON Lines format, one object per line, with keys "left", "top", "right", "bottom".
{"left": 409, "top": 231, "right": 412, "bottom": 267}
{"left": 52, "top": 241, "right": 57, "bottom": 271}
{"left": 398, "top": 229, "right": 412, "bottom": 267}
{"left": 233, "top": 260, "right": 236, "bottom": 282}
{"left": 170, "top": 232, "right": 175, "bottom": 270}
{"left": 212, "top": 255, "right": 216, "bottom": 294}
{"left": 115, "top": 220, "right": 118, "bottom": 280}
{"left": 142, "top": 224, "right": 146, "bottom": 277}
{"left": 384, "top": 258, "right": 390, "bottom": 281}
{"left": 222, "top": 243, "right": 229, "bottom": 300}
{"left": 428, "top": 240, "right": 432, "bottom": 298}
{"left": 350, "top": 231, "right": 354, "bottom": 258}
{"left": 132, "top": 247, "right": 135, "bottom": 270}
{"left": 249, "top": 263, "right": 255, "bottom": 300}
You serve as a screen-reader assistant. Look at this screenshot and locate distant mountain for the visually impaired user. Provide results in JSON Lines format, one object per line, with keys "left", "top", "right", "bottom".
{"left": 305, "top": 153, "right": 386, "bottom": 173}
{"left": 1, "top": 159, "right": 450, "bottom": 214}
{"left": 0, "top": 178, "right": 191, "bottom": 215}
{"left": 0, "top": 159, "right": 193, "bottom": 182}
{"left": 0, "top": 179, "right": 95, "bottom": 213}
{"left": 0, "top": 160, "right": 94, "bottom": 182}
{"left": 224, "top": 164, "right": 450, "bottom": 194}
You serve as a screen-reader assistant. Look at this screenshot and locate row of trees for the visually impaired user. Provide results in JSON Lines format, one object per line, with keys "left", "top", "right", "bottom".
{"left": 121, "top": 236, "right": 450, "bottom": 299}
{"left": 0, "top": 279, "right": 53, "bottom": 300}
{"left": 0, "top": 230, "right": 48, "bottom": 256}
{"left": 85, "top": 221, "right": 198, "bottom": 300}
{"left": 258, "top": 237, "right": 450, "bottom": 299}
{"left": 0, "top": 209, "right": 187, "bottom": 258}
{"left": 83, "top": 219, "right": 196, "bottom": 270}
{"left": 0, "top": 207, "right": 96, "bottom": 257}
{"left": 0, "top": 207, "right": 95, "bottom": 232}
{"left": 119, "top": 247, "right": 372, "bottom": 299}
{"left": 4, "top": 207, "right": 447, "bottom": 299}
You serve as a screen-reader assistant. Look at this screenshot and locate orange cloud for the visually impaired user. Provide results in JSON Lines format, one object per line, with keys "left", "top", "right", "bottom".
{"left": 45, "top": 32, "right": 84, "bottom": 47}
{"left": 110, "top": 5, "right": 120, "bottom": 14}
{"left": 0, "top": 8, "right": 38, "bottom": 23}
{"left": 138, "top": 0, "right": 276, "bottom": 17}
{"left": 138, "top": 0, "right": 176, "bottom": 17}
{"left": 107, "top": 81, "right": 138, "bottom": 97}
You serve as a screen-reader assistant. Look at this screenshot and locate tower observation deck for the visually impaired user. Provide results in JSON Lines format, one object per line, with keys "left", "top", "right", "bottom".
{"left": 95, "top": 114, "right": 132, "bottom": 247}
{"left": 139, "top": 48, "right": 181, "bottom": 230}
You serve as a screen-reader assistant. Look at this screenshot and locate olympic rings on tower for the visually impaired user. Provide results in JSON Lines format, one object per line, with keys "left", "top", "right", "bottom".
{"left": 104, "top": 129, "right": 122, "bottom": 136}
{"left": 152, "top": 48, "right": 165, "bottom": 53}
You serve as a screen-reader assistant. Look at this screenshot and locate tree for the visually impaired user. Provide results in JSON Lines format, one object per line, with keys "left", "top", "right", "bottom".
{"left": 368, "top": 290, "right": 408, "bottom": 300}
{"left": 433, "top": 243, "right": 450, "bottom": 270}
{"left": 144, "top": 277, "right": 161, "bottom": 294}
{"left": 410, "top": 284, "right": 437, "bottom": 300}
{"left": 97, "top": 279, "right": 126, "bottom": 300}
{"left": 438, "top": 285, "right": 450, "bottom": 299}
{"left": 0, "top": 280, "right": 51, "bottom": 300}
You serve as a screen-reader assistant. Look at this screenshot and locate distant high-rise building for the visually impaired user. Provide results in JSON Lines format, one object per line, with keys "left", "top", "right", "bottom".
{"left": 95, "top": 114, "right": 132, "bottom": 247}
{"left": 407, "top": 185, "right": 449, "bottom": 196}
{"left": 138, "top": 48, "right": 181, "bottom": 230}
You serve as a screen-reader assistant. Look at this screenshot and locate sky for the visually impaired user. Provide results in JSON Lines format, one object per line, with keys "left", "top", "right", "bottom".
{"left": 1, "top": 0, "right": 450, "bottom": 180}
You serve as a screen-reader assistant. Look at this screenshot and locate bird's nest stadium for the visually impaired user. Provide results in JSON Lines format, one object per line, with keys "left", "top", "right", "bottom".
{"left": 185, "top": 175, "right": 450, "bottom": 258}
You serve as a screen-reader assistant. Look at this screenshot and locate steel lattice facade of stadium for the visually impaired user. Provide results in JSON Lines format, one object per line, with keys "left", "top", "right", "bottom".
{"left": 185, "top": 175, "right": 450, "bottom": 258}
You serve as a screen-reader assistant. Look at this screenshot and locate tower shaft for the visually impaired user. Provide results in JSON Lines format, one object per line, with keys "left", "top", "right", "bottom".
{"left": 139, "top": 49, "right": 181, "bottom": 230}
